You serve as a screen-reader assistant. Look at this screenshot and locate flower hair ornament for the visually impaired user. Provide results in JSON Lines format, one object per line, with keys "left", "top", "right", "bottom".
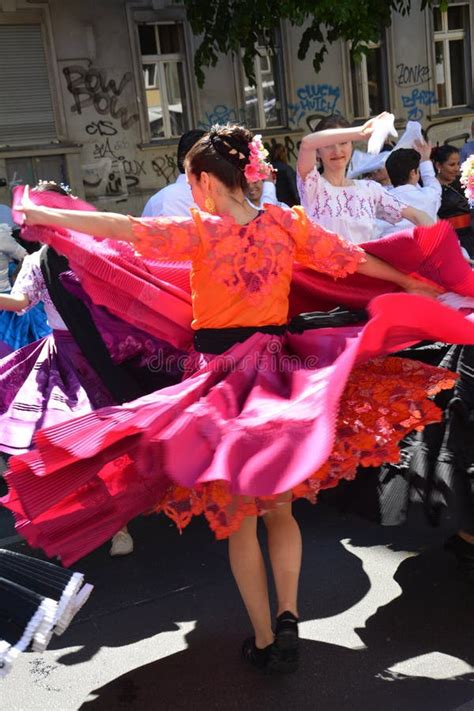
{"left": 244, "top": 135, "right": 272, "bottom": 183}
{"left": 460, "top": 154, "right": 474, "bottom": 207}
{"left": 209, "top": 129, "right": 272, "bottom": 183}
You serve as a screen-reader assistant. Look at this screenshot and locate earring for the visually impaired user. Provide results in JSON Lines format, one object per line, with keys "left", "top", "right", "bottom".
{"left": 204, "top": 195, "right": 216, "bottom": 214}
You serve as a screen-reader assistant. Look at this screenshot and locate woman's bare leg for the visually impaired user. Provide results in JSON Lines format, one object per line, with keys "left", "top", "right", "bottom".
{"left": 228, "top": 514, "right": 274, "bottom": 648}
{"left": 264, "top": 502, "right": 302, "bottom": 617}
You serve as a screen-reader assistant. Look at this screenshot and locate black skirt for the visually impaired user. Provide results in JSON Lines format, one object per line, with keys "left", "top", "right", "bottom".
{"left": 0, "top": 549, "right": 93, "bottom": 678}
{"left": 327, "top": 341, "right": 474, "bottom": 533}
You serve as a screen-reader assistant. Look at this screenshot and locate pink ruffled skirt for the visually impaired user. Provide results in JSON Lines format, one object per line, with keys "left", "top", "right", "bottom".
{"left": 3, "top": 294, "right": 473, "bottom": 565}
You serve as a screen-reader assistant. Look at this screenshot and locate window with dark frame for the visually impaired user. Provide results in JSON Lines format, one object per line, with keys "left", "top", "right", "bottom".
{"left": 434, "top": 3, "right": 471, "bottom": 109}
{"left": 138, "top": 22, "right": 191, "bottom": 139}
{"left": 5, "top": 155, "right": 67, "bottom": 191}
{"left": 350, "top": 39, "right": 390, "bottom": 119}
{"left": 241, "top": 34, "right": 286, "bottom": 130}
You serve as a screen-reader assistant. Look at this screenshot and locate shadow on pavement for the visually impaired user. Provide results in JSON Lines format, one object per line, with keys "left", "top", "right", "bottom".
{"left": 78, "top": 545, "right": 474, "bottom": 711}
{"left": 34, "top": 504, "right": 473, "bottom": 711}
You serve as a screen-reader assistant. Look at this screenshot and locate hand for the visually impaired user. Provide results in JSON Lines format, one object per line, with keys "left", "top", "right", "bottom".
{"left": 402, "top": 275, "right": 444, "bottom": 299}
{"left": 360, "top": 112, "right": 393, "bottom": 139}
{"left": 413, "top": 138, "right": 432, "bottom": 162}
{"left": 17, "top": 185, "right": 36, "bottom": 226}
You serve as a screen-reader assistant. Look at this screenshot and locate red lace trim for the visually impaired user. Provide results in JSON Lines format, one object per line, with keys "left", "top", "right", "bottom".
{"left": 151, "top": 356, "right": 456, "bottom": 538}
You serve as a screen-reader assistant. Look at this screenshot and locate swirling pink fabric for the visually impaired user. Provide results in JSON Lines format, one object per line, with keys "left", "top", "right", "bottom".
{"left": 12, "top": 187, "right": 474, "bottom": 336}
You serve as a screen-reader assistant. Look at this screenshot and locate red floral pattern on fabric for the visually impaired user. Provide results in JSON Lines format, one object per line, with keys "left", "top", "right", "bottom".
{"left": 129, "top": 207, "right": 364, "bottom": 327}
{"left": 269, "top": 205, "right": 365, "bottom": 279}
{"left": 130, "top": 214, "right": 202, "bottom": 261}
{"left": 152, "top": 356, "right": 456, "bottom": 538}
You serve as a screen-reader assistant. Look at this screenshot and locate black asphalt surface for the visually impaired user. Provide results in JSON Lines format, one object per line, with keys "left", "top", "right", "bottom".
{"left": 1, "top": 489, "right": 473, "bottom": 710}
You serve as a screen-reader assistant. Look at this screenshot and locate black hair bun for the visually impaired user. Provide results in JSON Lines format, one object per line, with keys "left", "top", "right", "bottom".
{"left": 209, "top": 124, "right": 253, "bottom": 170}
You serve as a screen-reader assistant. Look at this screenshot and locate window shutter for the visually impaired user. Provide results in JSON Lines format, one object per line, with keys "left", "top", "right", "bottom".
{"left": 0, "top": 25, "right": 57, "bottom": 145}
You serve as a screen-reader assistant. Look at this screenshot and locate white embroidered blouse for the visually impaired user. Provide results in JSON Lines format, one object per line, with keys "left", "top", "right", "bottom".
{"left": 297, "top": 166, "right": 404, "bottom": 245}
{"left": 10, "top": 247, "right": 67, "bottom": 330}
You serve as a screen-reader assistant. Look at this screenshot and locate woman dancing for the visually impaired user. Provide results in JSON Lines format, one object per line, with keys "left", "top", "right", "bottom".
{"left": 0, "top": 220, "right": 50, "bottom": 356}
{"left": 297, "top": 113, "right": 433, "bottom": 244}
{"left": 3, "top": 125, "right": 474, "bottom": 675}
{"left": 0, "top": 182, "right": 181, "bottom": 556}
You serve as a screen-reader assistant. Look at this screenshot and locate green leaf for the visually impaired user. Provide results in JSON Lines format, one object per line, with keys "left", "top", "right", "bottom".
{"left": 183, "top": 0, "right": 455, "bottom": 85}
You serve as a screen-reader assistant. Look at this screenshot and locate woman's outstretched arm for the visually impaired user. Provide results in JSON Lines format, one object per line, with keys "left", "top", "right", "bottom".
{"left": 297, "top": 126, "right": 366, "bottom": 180}
{"left": 22, "top": 206, "right": 134, "bottom": 242}
{"left": 401, "top": 205, "right": 434, "bottom": 227}
{"left": 357, "top": 252, "right": 442, "bottom": 297}
{"left": 18, "top": 186, "right": 134, "bottom": 242}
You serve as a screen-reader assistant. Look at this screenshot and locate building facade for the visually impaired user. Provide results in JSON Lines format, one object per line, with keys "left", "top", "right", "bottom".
{"left": 0, "top": 0, "right": 473, "bottom": 213}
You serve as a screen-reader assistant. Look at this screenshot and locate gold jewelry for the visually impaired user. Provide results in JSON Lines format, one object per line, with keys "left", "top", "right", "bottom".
{"left": 204, "top": 195, "right": 216, "bottom": 213}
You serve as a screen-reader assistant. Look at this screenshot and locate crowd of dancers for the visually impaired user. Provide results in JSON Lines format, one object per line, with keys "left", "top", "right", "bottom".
{"left": 0, "top": 111, "right": 473, "bottom": 677}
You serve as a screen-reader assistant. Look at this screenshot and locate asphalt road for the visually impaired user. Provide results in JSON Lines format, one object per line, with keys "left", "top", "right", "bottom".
{"left": 1, "top": 494, "right": 473, "bottom": 711}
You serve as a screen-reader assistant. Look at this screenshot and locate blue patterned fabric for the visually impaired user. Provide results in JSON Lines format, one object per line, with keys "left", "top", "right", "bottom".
{"left": 0, "top": 290, "right": 51, "bottom": 352}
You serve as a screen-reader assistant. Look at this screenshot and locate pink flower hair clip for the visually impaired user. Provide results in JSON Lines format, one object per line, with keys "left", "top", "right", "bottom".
{"left": 244, "top": 135, "right": 272, "bottom": 183}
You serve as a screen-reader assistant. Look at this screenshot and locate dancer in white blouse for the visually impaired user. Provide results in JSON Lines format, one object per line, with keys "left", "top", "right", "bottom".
{"left": 297, "top": 113, "right": 433, "bottom": 244}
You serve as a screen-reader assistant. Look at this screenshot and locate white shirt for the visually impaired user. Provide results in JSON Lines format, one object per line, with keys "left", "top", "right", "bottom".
{"left": 0, "top": 223, "right": 27, "bottom": 292}
{"left": 376, "top": 161, "right": 442, "bottom": 237}
{"left": 142, "top": 174, "right": 195, "bottom": 218}
{"left": 460, "top": 140, "right": 474, "bottom": 164}
{"left": 247, "top": 181, "right": 290, "bottom": 210}
{"left": 297, "top": 166, "right": 403, "bottom": 244}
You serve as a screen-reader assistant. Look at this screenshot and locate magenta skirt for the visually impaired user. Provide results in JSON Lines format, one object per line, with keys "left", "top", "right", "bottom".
{"left": 4, "top": 294, "right": 474, "bottom": 565}
{"left": 0, "top": 330, "right": 114, "bottom": 455}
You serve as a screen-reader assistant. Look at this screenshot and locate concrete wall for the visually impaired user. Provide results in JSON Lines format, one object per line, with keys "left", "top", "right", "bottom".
{"left": 0, "top": 0, "right": 472, "bottom": 214}
{"left": 50, "top": 0, "right": 179, "bottom": 215}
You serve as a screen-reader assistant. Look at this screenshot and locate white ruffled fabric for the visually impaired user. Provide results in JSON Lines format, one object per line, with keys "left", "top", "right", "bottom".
{"left": 0, "top": 574, "right": 94, "bottom": 678}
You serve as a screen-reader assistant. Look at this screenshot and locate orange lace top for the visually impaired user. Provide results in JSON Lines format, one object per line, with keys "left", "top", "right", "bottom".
{"left": 129, "top": 204, "right": 365, "bottom": 330}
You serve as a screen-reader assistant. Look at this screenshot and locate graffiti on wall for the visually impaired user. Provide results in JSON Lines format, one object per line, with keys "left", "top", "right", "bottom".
{"left": 63, "top": 65, "right": 139, "bottom": 130}
{"left": 151, "top": 155, "right": 179, "bottom": 183}
{"left": 198, "top": 105, "right": 240, "bottom": 130}
{"left": 85, "top": 120, "right": 118, "bottom": 137}
{"left": 63, "top": 64, "right": 178, "bottom": 201}
{"left": 401, "top": 88, "right": 437, "bottom": 121}
{"left": 82, "top": 121, "right": 178, "bottom": 201}
{"left": 264, "top": 135, "right": 301, "bottom": 165}
{"left": 395, "top": 60, "right": 437, "bottom": 121}
{"left": 92, "top": 138, "right": 123, "bottom": 161}
{"left": 395, "top": 63, "right": 431, "bottom": 88}
{"left": 82, "top": 158, "right": 150, "bottom": 198}
{"left": 288, "top": 84, "right": 341, "bottom": 127}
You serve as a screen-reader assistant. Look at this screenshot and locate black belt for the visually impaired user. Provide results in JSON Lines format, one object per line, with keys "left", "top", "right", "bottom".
{"left": 193, "top": 307, "right": 368, "bottom": 354}
{"left": 194, "top": 324, "right": 287, "bottom": 354}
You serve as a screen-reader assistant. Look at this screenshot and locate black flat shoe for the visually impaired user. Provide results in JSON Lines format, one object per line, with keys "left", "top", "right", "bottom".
{"left": 241, "top": 637, "right": 272, "bottom": 671}
{"left": 267, "top": 611, "right": 299, "bottom": 674}
{"left": 444, "top": 534, "right": 474, "bottom": 559}
{"left": 444, "top": 535, "right": 474, "bottom": 582}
